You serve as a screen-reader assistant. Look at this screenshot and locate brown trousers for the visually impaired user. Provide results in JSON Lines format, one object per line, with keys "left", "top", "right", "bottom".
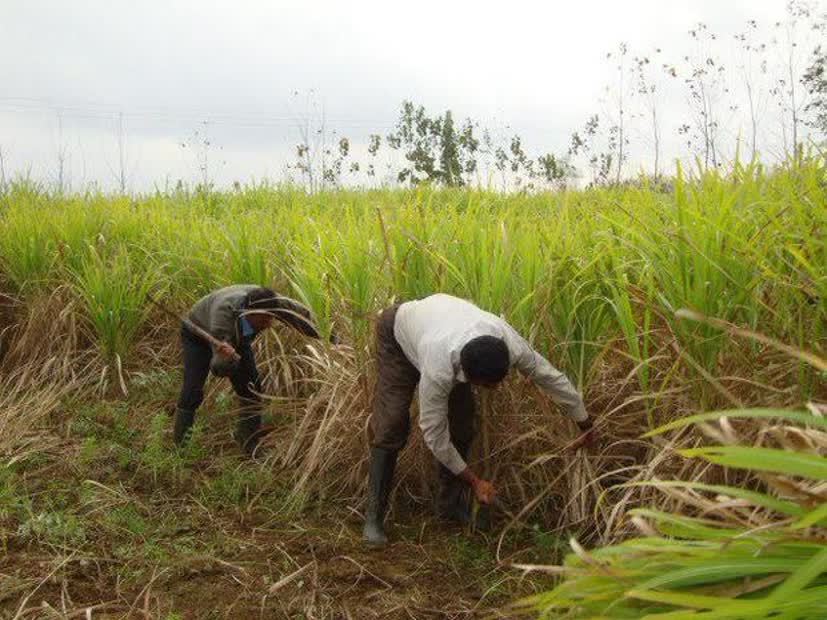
{"left": 369, "top": 304, "right": 476, "bottom": 452}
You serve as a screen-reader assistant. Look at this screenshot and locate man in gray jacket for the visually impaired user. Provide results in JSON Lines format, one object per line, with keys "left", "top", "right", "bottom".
{"left": 363, "top": 294, "right": 594, "bottom": 545}
{"left": 175, "top": 284, "right": 323, "bottom": 455}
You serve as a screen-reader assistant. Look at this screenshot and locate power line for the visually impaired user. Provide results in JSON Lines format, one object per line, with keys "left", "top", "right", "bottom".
{"left": 0, "top": 96, "right": 574, "bottom": 135}
{"left": 0, "top": 96, "right": 396, "bottom": 130}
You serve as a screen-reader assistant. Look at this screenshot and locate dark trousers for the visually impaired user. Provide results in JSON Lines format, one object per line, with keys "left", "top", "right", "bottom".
{"left": 177, "top": 324, "right": 262, "bottom": 415}
{"left": 369, "top": 305, "right": 476, "bottom": 455}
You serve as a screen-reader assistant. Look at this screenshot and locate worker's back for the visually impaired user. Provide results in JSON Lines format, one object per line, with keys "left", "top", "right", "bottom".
{"left": 393, "top": 294, "right": 512, "bottom": 374}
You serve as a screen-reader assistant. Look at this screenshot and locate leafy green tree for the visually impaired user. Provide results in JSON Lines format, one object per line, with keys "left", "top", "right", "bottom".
{"left": 803, "top": 45, "right": 827, "bottom": 136}
{"left": 386, "top": 101, "right": 480, "bottom": 186}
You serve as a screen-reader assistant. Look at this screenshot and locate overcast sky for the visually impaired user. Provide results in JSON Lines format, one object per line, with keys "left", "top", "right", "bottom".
{"left": 0, "top": 0, "right": 821, "bottom": 191}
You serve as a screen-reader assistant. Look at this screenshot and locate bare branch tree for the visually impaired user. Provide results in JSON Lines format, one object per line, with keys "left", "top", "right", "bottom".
{"left": 0, "top": 144, "right": 7, "bottom": 195}
{"left": 678, "top": 23, "right": 731, "bottom": 170}
{"left": 115, "top": 111, "right": 129, "bottom": 193}
{"left": 735, "top": 19, "right": 771, "bottom": 161}
{"left": 633, "top": 48, "right": 664, "bottom": 178}
{"left": 53, "top": 112, "right": 70, "bottom": 194}
{"left": 287, "top": 89, "right": 352, "bottom": 191}
{"left": 603, "top": 42, "right": 630, "bottom": 183}
{"left": 179, "top": 120, "right": 225, "bottom": 197}
{"left": 769, "top": 1, "right": 822, "bottom": 160}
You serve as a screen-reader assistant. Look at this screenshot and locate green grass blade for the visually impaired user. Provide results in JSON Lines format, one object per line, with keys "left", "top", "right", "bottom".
{"left": 678, "top": 446, "right": 827, "bottom": 480}
{"left": 644, "top": 409, "right": 827, "bottom": 437}
{"left": 621, "top": 480, "right": 806, "bottom": 517}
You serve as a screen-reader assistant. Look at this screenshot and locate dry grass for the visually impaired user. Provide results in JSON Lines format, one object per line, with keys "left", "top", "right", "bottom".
{"left": 0, "top": 366, "right": 70, "bottom": 468}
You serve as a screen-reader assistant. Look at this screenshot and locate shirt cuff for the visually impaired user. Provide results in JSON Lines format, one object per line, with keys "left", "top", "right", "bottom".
{"left": 435, "top": 447, "right": 467, "bottom": 475}
{"left": 569, "top": 401, "right": 589, "bottom": 423}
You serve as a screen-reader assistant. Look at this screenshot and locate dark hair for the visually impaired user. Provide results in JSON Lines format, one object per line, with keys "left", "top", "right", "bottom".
{"left": 460, "top": 336, "right": 510, "bottom": 384}
{"left": 246, "top": 287, "right": 279, "bottom": 312}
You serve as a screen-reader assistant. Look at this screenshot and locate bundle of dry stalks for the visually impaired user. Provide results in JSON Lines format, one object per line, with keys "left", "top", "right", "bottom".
{"left": 0, "top": 364, "right": 73, "bottom": 466}
{"left": 0, "top": 287, "right": 101, "bottom": 385}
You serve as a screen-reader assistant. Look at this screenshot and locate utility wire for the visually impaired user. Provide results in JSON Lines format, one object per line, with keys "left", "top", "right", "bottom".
{"left": 0, "top": 96, "right": 396, "bottom": 130}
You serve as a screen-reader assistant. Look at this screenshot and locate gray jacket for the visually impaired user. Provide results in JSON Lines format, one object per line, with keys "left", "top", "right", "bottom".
{"left": 188, "top": 284, "right": 320, "bottom": 350}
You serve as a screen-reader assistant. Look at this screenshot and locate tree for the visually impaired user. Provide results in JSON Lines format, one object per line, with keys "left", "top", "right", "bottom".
{"left": 386, "top": 101, "right": 480, "bottom": 187}
{"left": 108, "top": 111, "right": 135, "bottom": 193}
{"left": 535, "top": 152, "right": 576, "bottom": 189}
{"left": 734, "top": 20, "right": 770, "bottom": 161}
{"left": 679, "top": 23, "right": 731, "bottom": 170}
{"left": 803, "top": 46, "right": 827, "bottom": 136}
{"left": 438, "top": 110, "right": 461, "bottom": 186}
{"left": 53, "top": 112, "right": 70, "bottom": 194}
{"left": 321, "top": 137, "right": 352, "bottom": 187}
{"left": 768, "top": 1, "right": 825, "bottom": 158}
{"left": 365, "top": 134, "right": 382, "bottom": 181}
{"left": 0, "top": 145, "right": 7, "bottom": 196}
{"left": 569, "top": 115, "right": 613, "bottom": 186}
{"left": 633, "top": 49, "right": 664, "bottom": 178}
{"left": 286, "top": 89, "right": 355, "bottom": 191}
{"left": 180, "top": 121, "right": 225, "bottom": 196}
{"left": 605, "top": 42, "right": 631, "bottom": 183}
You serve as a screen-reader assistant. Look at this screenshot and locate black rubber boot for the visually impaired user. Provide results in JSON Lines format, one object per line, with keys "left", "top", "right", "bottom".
{"left": 363, "top": 447, "right": 397, "bottom": 546}
{"left": 235, "top": 402, "right": 262, "bottom": 457}
{"left": 437, "top": 440, "right": 473, "bottom": 525}
{"left": 173, "top": 408, "right": 195, "bottom": 446}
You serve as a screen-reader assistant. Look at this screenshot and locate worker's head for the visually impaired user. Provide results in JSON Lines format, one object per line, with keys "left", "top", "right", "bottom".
{"left": 460, "top": 336, "right": 510, "bottom": 388}
{"left": 245, "top": 287, "right": 279, "bottom": 331}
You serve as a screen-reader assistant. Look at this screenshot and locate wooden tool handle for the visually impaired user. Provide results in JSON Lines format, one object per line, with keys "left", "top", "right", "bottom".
{"left": 147, "top": 293, "right": 241, "bottom": 362}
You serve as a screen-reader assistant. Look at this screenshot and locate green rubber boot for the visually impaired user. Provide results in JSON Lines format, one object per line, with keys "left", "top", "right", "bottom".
{"left": 363, "top": 447, "right": 397, "bottom": 546}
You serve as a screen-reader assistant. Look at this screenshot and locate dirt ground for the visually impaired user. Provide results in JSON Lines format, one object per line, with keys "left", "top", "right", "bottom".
{"left": 1, "top": 389, "right": 554, "bottom": 620}
{"left": 3, "top": 519, "right": 535, "bottom": 619}
{"left": 3, "top": 494, "right": 549, "bottom": 619}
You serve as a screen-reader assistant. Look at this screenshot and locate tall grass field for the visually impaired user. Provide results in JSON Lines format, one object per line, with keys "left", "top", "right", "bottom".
{"left": 0, "top": 158, "right": 825, "bottom": 617}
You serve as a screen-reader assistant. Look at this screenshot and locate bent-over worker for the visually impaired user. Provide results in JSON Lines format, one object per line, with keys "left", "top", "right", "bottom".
{"left": 363, "top": 294, "right": 593, "bottom": 545}
{"left": 174, "top": 284, "right": 324, "bottom": 455}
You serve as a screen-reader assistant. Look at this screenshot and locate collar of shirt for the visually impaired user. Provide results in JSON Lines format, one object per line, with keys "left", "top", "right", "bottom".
{"left": 451, "top": 345, "right": 468, "bottom": 383}
{"left": 239, "top": 316, "right": 256, "bottom": 339}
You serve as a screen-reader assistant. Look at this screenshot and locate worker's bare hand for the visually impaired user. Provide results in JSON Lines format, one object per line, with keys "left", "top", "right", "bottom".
{"left": 472, "top": 478, "right": 497, "bottom": 504}
{"left": 570, "top": 419, "right": 596, "bottom": 451}
{"left": 217, "top": 341, "right": 239, "bottom": 360}
{"left": 580, "top": 428, "right": 597, "bottom": 447}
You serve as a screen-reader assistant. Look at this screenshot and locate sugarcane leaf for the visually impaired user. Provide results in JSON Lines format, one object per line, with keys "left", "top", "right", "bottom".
{"left": 622, "top": 480, "right": 805, "bottom": 517}
{"left": 644, "top": 409, "right": 827, "bottom": 438}
{"left": 629, "top": 509, "right": 745, "bottom": 540}
{"left": 769, "top": 547, "right": 827, "bottom": 600}
{"left": 637, "top": 558, "right": 806, "bottom": 590}
{"left": 792, "top": 502, "right": 827, "bottom": 529}
{"left": 678, "top": 446, "right": 827, "bottom": 480}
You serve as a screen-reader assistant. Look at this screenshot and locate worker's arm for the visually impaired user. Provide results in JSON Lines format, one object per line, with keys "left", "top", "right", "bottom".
{"left": 418, "top": 371, "right": 497, "bottom": 504}
{"left": 506, "top": 326, "right": 590, "bottom": 428}
{"left": 206, "top": 299, "right": 241, "bottom": 374}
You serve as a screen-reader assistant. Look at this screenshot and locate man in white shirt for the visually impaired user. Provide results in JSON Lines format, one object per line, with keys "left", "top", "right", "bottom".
{"left": 363, "top": 294, "right": 593, "bottom": 545}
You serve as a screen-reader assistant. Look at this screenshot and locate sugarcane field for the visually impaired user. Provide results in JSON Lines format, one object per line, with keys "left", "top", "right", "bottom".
{"left": 1, "top": 2, "right": 827, "bottom": 619}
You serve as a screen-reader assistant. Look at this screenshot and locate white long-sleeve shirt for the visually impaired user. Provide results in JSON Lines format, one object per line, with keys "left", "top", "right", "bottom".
{"left": 393, "top": 294, "right": 589, "bottom": 475}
